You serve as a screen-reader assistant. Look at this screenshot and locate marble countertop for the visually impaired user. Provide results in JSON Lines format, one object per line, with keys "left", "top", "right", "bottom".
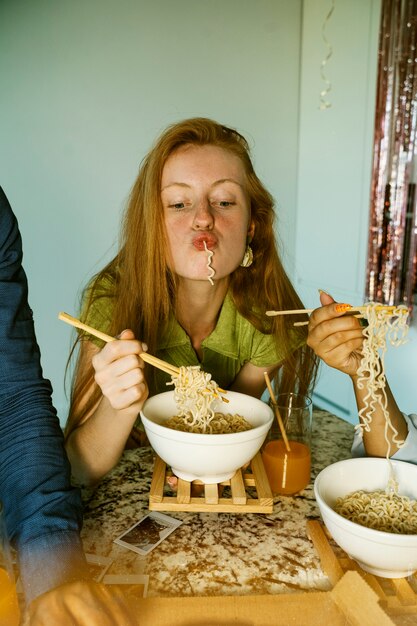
{"left": 80, "top": 409, "right": 355, "bottom": 598}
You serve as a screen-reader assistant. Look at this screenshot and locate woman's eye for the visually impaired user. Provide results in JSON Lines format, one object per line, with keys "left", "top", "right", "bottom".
{"left": 218, "top": 201, "right": 234, "bottom": 207}
{"left": 170, "top": 202, "right": 185, "bottom": 210}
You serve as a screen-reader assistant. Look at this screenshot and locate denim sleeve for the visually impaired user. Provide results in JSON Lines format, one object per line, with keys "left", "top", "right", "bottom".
{"left": 351, "top": 412, "right": 417, "bottom": 464}
{"left": 0, "top": 188, "right": 87, "bottom": 604}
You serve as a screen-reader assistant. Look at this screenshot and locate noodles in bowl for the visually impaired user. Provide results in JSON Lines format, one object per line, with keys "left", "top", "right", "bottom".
{"left": 165, "top": 364, "right": 247, "bottom": 434}
{"left": 333, "top": 487, "right": 417, "bottom": 535}
{"left": 140, "top": 390, "right": 273, "bottom": 483}
{"left": 314, "top": 458, "right": 417, "bottom": 578}
{"left": 165, "top": 412, "right": 252, "bottom": 434}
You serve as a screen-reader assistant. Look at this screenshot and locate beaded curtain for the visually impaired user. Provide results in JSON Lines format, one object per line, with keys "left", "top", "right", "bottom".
{"left": 366, "top": 0, "right": 417, "bottom": 307}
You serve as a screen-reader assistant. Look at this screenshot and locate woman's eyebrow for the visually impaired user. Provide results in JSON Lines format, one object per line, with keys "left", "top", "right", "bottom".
{"left": 161, "top": 182, "right": 191, "bottom": 192}
{"left": 161, "top": 178, "right": 243, "bottom": 192}
{"left": 211, "top": 178, "right": 243, "bottom": 189}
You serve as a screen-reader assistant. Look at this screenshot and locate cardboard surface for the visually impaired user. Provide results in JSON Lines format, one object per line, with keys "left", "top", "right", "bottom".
{"left": 131, "top": 571, "right": 395, "bottom": 626}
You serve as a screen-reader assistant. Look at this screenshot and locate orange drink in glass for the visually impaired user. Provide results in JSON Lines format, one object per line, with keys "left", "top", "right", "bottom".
{"left": 262, "top": 393, "right": 312, "bottom": 495}
{"left": 262, "top": 439, "right": 311, "bottom": 494}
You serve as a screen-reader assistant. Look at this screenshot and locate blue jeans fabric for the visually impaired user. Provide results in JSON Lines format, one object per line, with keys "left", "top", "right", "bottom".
{"left": 0, "top": 187, "right": 86, "bottom": 604}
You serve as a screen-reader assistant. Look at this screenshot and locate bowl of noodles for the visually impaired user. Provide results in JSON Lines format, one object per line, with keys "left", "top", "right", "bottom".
{"left": 314, "top": 457, "right": 417, "bottom": 578}
{"left": 140, "top": 390, "right": 274, "bottom": 484}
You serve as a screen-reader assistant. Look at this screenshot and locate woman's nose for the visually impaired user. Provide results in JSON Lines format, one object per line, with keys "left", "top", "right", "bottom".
{"left": 193, "top": 201, "right": 214, "bottom": 230}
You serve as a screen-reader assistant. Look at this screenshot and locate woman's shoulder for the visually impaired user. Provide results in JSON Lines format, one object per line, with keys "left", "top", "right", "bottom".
{"left": 80, "top": 269, "right": 118, "bottom": 338}
{"left": 87, "top": 270, "right": 117, "bottom": 296}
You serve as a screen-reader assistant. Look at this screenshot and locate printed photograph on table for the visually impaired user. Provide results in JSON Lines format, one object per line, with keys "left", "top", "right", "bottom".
{"left": 114, "top": 512, "right": 182, "bottom": 555}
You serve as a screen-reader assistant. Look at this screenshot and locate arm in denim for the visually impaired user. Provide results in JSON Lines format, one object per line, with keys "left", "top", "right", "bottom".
{"left": 0, "top": 188, "right": 87, "bottom": 605}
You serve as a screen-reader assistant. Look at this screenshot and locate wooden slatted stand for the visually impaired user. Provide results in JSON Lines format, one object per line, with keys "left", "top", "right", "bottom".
{"left": 148, "top": 452, "right": 273, "bottom": 513}
{"left": 307, "top": 519, "right": 417, "bottom": 620}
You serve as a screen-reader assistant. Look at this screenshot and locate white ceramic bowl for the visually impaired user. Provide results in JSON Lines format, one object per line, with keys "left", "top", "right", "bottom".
{"left": 140, "top": 390, "right": 273, "bottom": 484}
{"left": 314, "top": 457, "right": 417, "bottom": 578}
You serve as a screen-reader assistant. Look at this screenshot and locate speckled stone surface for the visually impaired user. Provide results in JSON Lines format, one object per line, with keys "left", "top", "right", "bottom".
{"left": 80, "top": 410, "right": 355, "bottom": 598}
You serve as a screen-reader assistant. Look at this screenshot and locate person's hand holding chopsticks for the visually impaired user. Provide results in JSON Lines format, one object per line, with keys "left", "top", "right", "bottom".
{"left": 91, "top": 328, "right": 149, "bottom": 416}
{"left": 64, "top": 327, "right": 150, "bottom": 486}
{"left": 307, "top": 292, "right": 409, "bottom": 459}
{"left": 306, "top": 290, "right": 364, "bottom": 378}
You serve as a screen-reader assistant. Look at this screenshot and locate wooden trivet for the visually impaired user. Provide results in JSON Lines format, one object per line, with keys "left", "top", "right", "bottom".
{"left": 148, "top": 451, "right": 273, "bottom": 513}
{"left": 307, "top": 519, "right": 417, "bottom": 618}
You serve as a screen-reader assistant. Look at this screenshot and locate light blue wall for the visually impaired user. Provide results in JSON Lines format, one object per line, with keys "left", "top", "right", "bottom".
{"left": 0, "top": 0, "right": 303, "bottom": 423}
{"left": 295, "top": 0, "right": 417, "bottom": 421}
{"left": 1, "top": 0, "right": 415, "bottom": 427}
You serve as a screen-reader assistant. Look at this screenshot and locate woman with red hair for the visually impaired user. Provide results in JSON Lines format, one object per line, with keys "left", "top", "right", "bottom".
{"left": 65, "top": 118, "right": 318, "bottom": 485}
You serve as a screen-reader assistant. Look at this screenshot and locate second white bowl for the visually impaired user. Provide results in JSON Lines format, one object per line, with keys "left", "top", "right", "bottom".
{"left": 314, "top": 457, "right": 417, "bottom": 578}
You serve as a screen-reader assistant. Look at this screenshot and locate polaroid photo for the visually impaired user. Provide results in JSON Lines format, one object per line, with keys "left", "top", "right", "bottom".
{"left": 85, "top": 553, "right": 113, "bottom": 582}
{"left": 102, "top": 573, "right": 149, "bottom": 598}
{"left": 114, "top": 511, "right": 182, "bottom": 556}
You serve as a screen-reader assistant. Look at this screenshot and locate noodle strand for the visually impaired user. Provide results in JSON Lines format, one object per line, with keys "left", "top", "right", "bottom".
{"left": 334, "top": 303, "right": 415, "bottom": 533}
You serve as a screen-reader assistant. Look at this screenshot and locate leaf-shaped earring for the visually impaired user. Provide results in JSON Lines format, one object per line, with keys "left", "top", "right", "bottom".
{"left": 240, "top": 244, "right": 253, "bottom": 268}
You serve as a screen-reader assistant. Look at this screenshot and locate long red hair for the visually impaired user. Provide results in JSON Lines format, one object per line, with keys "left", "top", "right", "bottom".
{"left": 65, "top": 118, "right": 317, "bottom": 437}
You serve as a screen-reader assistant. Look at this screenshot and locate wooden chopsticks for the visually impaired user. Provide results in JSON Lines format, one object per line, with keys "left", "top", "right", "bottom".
{"left": 266, "top": 305, "right": 404, "bottom": 327}
{"left": 265, "top": 305, "right": 399, "bottom": 317}
{"left": 58, "top": 312, "right": 228, "bottom": 399}
{"left": 59, "top": 312, "right": 180, "bottom": 376}
{"left": 263, "top": 372, "right": 291, "bottom": 452}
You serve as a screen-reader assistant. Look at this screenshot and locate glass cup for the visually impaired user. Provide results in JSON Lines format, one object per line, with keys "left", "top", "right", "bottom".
{"left": 0, "top": 503, "right": 20, "bottom": 626}
{"left": 262, "top": 393, "right": 313, "bottom": 495}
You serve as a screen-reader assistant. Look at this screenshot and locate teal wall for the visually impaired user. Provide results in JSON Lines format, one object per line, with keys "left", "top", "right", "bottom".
{"left": 0, "top": 0, "right": 303, "bottom": 423}
{"left": 1, "top": 0, "right": 415, "bottom": 426}
{"left": 295, "top": 0, "right": 416, "bottom": 421}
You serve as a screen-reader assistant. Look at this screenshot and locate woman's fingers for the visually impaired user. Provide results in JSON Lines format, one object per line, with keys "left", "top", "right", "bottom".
{"left": 307, "top": 297, "right": 365, "bottom": 376}
{"left": 309, "top": 301, "right": 357, "bottom": 332}
{"left": 309, "top": 313, "right": 363, "bottom": 345}
{"left": 318, "top": 289, "right": 335, "bottom": 306}
{"left": 92, "top": 338, "right": 144, "bottom": 370}
{"left": 91, "top": 330, "right": 149, "bottom": 412}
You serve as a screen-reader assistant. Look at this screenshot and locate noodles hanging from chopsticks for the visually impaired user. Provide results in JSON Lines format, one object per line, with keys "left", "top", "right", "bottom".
{"left": 165, "top": 365, "right": 249, "bottom": 434}
{"left": 355, "top": 303, "right": 409, "bottom": 460}
{"left": 334, "top": 303, "right": 415, "bottom": 533}
{"left": 167, "top": 365, "right": 219, "bottom": 431}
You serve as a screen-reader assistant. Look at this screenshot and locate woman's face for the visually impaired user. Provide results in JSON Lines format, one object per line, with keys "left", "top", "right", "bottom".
{"left": 161, "top": 144, "right": 253, "bottom": 285}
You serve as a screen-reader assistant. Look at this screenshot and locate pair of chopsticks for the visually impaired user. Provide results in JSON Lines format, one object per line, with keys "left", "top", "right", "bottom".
{"left": 58, "top": 312, "right": 228, "bottom": 400}
{"left": 265, "top": 305, "right": 400, "bottom": 327}
{"left": 58, "top": 312, "right": 179, "bottom": 376}
{"left": 266, "top": 305, "right": 398, "bottom": 316}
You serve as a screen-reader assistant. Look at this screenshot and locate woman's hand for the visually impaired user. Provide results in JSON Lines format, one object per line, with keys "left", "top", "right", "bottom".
{"left": 65, "top": 330, "right": 150, "bottom": 484}
{"left": 307, "top": 291, "right": 365, "bottom": 378}
{"left": 308, "top": 292, "right": 408, "bottom": 457}
{"left": 92, "top": 329, "right": 149, "bottom": 420}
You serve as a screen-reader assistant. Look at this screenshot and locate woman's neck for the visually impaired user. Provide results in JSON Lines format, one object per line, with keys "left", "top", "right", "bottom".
{"left": 175, "top": 278, "right": 229, "bottom": 357}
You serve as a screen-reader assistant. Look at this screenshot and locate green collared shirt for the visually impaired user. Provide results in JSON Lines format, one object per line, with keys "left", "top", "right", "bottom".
{"left": 83, "top": 281, "right": 298, "bottom": 395}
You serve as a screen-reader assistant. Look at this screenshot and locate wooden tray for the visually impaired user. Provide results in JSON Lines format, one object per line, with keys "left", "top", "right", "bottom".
{"left": 307, "top": 519, "right": 417, "bottom": 619}
{"left": 148, "top": 451, "right": 273, "bottom": 513}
